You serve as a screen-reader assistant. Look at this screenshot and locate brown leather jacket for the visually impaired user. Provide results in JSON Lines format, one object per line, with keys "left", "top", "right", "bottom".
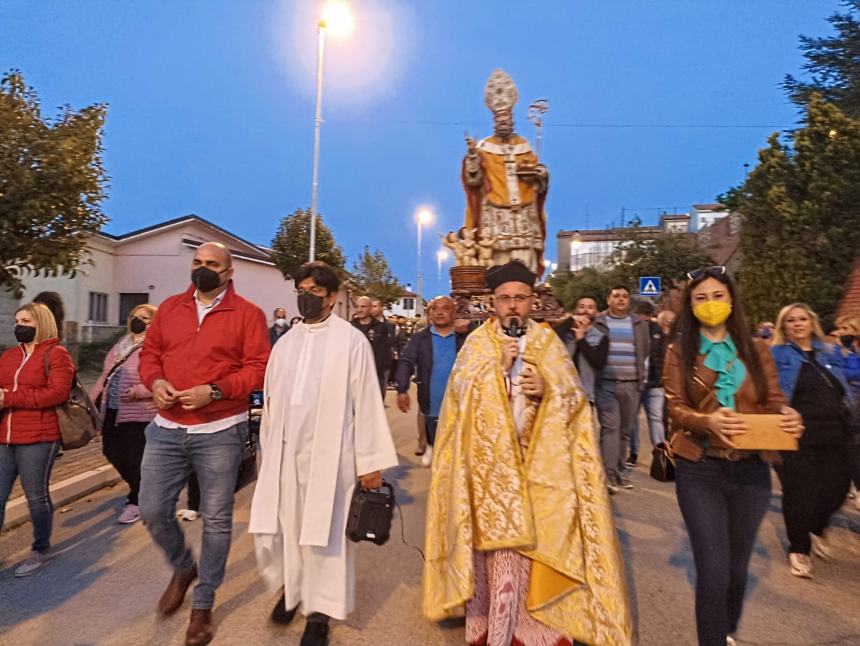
{"left": 663, "top": 337, "right": 787, "bottom": 461}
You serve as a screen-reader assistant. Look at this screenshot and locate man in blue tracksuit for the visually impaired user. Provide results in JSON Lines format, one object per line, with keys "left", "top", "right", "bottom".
{"left": 395, "top": 296, "right": 468, "bottom": 466}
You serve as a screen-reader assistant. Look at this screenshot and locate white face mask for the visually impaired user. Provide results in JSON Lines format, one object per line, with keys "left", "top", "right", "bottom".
{"left": 275, "top": 318, "right": 287, "bottom": 327}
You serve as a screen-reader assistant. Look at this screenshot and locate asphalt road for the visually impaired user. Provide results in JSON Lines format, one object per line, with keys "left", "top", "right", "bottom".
{"left": 2, "top": 394, "right": 860, "bottom": 646}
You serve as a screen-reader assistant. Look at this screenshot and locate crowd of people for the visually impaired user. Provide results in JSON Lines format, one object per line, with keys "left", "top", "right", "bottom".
{"left": 0, "top": 246, "right": 858, "bottom": 646}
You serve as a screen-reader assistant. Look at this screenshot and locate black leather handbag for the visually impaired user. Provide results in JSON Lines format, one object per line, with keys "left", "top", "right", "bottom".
{"left": 345, "top": 480, "right": 395, "bottom": 545}
{"left": 649, "top": 441, "right": 676, "bottom": 482}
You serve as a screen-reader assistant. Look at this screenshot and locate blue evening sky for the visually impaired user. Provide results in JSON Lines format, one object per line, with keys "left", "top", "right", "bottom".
{"left": 1, "top": 1, "right": 839, "bottom": 296}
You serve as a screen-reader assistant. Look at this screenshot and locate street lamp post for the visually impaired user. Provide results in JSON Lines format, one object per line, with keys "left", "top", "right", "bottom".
{"left": 308, "top": 1, "right": 353, "bottom": 261}
{"left": 416, "top": 208, "right": 433, "bottom": 317}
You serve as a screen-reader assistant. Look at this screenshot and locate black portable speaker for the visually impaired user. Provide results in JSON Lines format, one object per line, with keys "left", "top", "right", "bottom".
{"left": 345, "top": 480, "right": 395, "bottom": 545}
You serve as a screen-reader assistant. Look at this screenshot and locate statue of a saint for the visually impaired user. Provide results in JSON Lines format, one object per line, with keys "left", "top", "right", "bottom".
{"left": 462, "top": 69, "right": 549, "bottom": 275}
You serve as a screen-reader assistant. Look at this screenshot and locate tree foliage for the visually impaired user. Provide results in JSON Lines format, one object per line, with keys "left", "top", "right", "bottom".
{"left": 608, "top": 221, "right": 714, "bottom": 292}
{"left": 738, "top": 96, "right": 860, "bottom": 323}
{"left": 271, "top": 207, "right": 345, "bottom": 279}
{"left": 549, "top": 267, "right": 615, "bottom": 311}
{"left": 0, "top": 70, "right": 109, "bottom": 296}
{"left": 549, "top": 222, "right": 713, "bottom": 311}
{"left": 783, "top": 0, "right": 860, "bottom": 118}
{"left": 351, "top": 246, "right": 403, "bottom": 306}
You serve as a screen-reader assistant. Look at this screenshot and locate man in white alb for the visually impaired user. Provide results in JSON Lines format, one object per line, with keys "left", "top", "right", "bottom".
{"left": 249, "top": 261, "right": 399, "bottom": 646}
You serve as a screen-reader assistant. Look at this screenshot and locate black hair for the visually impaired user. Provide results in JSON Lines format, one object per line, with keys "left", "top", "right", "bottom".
{"left": 634, "top": 300, "right": 655, "bottom": 317}
{"left": 293, "top": 261, "right": 340, "bottom": 295}
{"left": 33, "top": 291, "right": 65, "bottom": 341}
{"left": 608, "top": 284, "right": 630, "bottom": 295}
{"left": 575, "top": 294, "right": 599, "bottom": 307}
{"left": 676, "top": 269, "right": 767, "bottom": 404}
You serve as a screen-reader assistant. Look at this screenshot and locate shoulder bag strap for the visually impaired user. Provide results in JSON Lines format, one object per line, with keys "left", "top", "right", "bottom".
{"left": 103, "top": 343, "right": 142, "bottom": 385}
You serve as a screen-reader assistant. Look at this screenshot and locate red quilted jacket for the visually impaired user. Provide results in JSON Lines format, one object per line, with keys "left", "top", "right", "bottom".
{"left": 0, "top": 338, "right": 75, "bottom": 445}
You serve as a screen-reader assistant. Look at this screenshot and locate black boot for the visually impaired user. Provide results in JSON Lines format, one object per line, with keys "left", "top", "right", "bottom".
{"left": 270, "top": 592, "right": 299, "bottom": 625}
{"left": 300, "top": 613, "right": 330, "bottom": 646}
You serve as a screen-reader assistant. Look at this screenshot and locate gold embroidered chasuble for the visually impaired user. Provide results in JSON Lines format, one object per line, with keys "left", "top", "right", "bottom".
{"left": 423, "top": 320, "right": 633, "bottom": 645}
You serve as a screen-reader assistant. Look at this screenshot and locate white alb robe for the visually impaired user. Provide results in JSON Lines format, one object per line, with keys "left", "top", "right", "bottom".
{"left": 248, "top": 313, "right": 399, "bottom": 619}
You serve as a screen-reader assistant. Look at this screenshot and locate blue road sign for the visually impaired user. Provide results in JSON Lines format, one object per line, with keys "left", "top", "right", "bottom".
{"left": 639, "top": 276, "right": 661, "bottom": 297}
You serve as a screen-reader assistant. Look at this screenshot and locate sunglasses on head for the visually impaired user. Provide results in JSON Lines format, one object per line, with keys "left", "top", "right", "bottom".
{"left": 686, "top": 266, "right": 726, "bottom": 281}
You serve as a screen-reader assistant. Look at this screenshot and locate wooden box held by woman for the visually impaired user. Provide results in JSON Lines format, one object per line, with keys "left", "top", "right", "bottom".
{"left": 662, "top": 267, "right": 803, "bottom": 646}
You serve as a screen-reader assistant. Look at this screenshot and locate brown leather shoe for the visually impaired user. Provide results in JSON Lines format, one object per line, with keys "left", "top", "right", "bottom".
{"left": 185, "top": 608, "right": 214, "bottom": 646}
{"left": 157, "top": 565, "right": 198, "bottom": 616}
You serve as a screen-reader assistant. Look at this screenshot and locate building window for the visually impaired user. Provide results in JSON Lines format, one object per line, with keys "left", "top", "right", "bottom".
{"left": 88, "top": 292, "right": 108, "bottom": 323}
{"left": 119, "top": 293, "right": 149, "bottom": 325}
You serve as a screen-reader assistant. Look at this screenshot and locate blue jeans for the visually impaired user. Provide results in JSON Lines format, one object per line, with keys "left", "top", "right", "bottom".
{"left": 675, "top": 456, "right": 771, "bottom": 646}
{"left": 629, "top": 387, "right": 667, "bottom": 455}
{"left": 595, "top": 380, "right": 640, "bottom": 482}
{"left": 0, "top": 441, "right": 60, "bottom": 553}
{"left": 139, "top": 421, "right": 245, "bottom": 609}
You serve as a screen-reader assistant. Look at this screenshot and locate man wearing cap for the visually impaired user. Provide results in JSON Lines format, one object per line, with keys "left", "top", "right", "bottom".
{"left": 423, "top": 261, "right": 632, "bottom": 646}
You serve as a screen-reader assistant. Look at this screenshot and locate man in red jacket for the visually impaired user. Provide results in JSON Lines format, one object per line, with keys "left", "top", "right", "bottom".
{"left": 139, "top": 242, "right": 269, "bottom": 646}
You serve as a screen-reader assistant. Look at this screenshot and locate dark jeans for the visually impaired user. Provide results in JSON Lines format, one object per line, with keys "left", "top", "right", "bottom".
{"left": 139, "top": 421, "right": 245, "bottom": 609}
{"left": 0, "top": 441, "right": 60, "bottom": 553}
{"left": 426, "top": 416, "right": 439, "bottom": 447}
{"left": 675, "top": 456, "right": 771, "bottom": 646}
{"left": 101, "top": 408, "right": 148, "bottom": 506}
{"left": 774, "top": 445, "right": 851, "bottom": 554}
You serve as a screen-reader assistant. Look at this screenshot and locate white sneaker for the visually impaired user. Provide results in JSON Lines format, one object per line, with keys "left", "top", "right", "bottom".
{"left": 421, "top": 446, "right": 433, "bottom": 467}
{"left": 788, "top": 552, "right": 813, "bottom": 578}
{"left": 726, "top": 636, "right": 737, "bottom": 646}
{"left": 14, "top": 550, "right": 51, "bottom": 577}
{"left": 176, "top": 509, "right": 200, "bottom": 521}
{"left": 810, "top": 533, "right": 832, "bottom": 561}
{"left": 117, "top": 503, "right": 140, "bottom": 525}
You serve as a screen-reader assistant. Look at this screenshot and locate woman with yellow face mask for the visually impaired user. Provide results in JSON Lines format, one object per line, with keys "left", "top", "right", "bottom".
{"left": 663, "top": 266, "right": 804, "bottom": 646}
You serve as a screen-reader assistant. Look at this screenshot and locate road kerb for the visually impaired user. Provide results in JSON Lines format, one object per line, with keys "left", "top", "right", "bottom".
{"left": 2, "top": 464, "right": 121, "bottom": 530}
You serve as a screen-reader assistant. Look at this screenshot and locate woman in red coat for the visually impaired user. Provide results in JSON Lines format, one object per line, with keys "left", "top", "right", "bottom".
{"left": 0, "top": 302, "right": 75, "bottom": 577}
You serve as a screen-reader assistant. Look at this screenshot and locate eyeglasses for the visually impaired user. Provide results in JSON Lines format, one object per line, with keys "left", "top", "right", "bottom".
{"left": 686, "top": 266, "right": 726, "bottom": 281}
{"left": 494, "top": 294, "right": 533, "bottom": 305}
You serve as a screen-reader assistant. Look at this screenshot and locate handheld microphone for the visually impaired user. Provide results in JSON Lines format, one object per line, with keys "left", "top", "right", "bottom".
{"left": 505, "top": 317, "right": 525, "bottom": 338}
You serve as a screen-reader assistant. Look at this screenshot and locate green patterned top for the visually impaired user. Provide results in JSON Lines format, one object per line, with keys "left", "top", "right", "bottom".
{"left": 699, "top": 333, "right": 747, "bottom": 410}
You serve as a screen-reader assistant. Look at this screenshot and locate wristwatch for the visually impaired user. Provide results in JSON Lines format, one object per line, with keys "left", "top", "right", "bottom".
{"left": 209, "top": 384, "right": 223, "bottom": 401}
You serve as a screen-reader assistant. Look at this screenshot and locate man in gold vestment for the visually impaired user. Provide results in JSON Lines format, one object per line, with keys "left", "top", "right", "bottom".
{"left": 423, "top": 261, "right": 632, "bottom": 646}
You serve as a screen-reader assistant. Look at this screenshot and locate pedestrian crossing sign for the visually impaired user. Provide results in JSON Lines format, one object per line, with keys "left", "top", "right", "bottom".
{"left": 639, "top": 276, "right": 661, "bottom": 297}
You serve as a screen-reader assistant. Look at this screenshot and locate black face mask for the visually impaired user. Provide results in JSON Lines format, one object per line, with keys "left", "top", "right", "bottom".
{"left": 297, "top": 292, "right": 326, "bottom": 320}
{"left": 840, "top": 334, "right": 856, "bottom": 349}
{"left": 14, "top": 325, "right": 36, "bottom": 344}
{"left": 130, "top": 318, "right": 147, "bottom": 334}
{"left": 191, "top": 267, "right": 227, "bottom": 293}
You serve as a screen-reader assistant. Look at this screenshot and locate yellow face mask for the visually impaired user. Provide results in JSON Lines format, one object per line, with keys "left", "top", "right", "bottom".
{"left": 693, "top": 300, "right": 732, "bottom": 327}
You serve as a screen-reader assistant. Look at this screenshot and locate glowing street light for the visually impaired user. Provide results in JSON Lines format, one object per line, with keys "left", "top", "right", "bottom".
{"left": 309, "top": 0, "right": 354, "bottom": 261}
{"left": 415, "top": 208, "right": 434, "bottom": 317}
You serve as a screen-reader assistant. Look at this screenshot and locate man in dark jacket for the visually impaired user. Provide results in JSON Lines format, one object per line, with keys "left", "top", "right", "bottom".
{"left": 352, "top": 296, "right": 390, "bottom": 400}
{"left": 395, "top": 296, "right": 468, "bottom": 466}
{"left": 553, "top": 295, "right": 608, "bottom": 405}
{"left": 626, "top": 300, "right": 668, "bottom": 467}
{"left": 268, "top": 307, "right": 289, "bottom": 347}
